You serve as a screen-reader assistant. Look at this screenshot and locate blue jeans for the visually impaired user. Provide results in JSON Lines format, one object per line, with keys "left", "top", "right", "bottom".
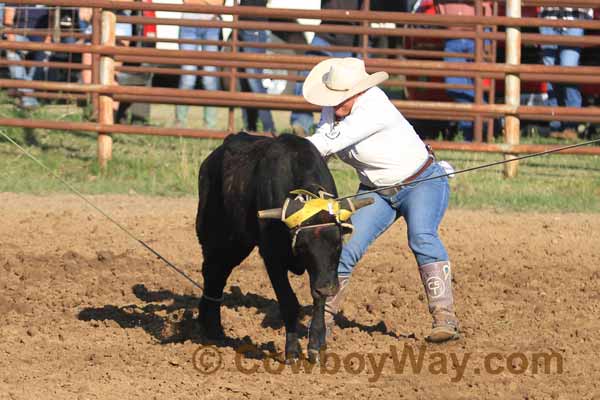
{"left": 240, "top": 29, "right": 275, "bottom": 132}
{"left": 290, "top": 35, "right": 353, "bottom": 134}
{"left": 338, "top": 162, "right": 450, "bottom": 276}
{"left": 177, "top": 24, "right": 221, "bottom": 129}
{"left": 6, "top": 34, "right": 48, "bottom": 107}
{"left": 444, "top": 38, "right": 477, "bottom": 140}
{"left": 540, "top": 26, "right": 584, "bottom": 131}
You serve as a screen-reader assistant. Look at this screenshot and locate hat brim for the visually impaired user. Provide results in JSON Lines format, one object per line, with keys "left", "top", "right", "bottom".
{"left": 302, "top": 58, "right": 389, "bottom": 107}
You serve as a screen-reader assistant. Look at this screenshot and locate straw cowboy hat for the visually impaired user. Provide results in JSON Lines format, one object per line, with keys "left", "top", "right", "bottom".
{"left": 302, "top": 57, "right": 389, "bottom": 107}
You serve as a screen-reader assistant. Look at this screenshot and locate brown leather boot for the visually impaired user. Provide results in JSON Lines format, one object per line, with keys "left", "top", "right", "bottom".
{"left": 323, "top": 275, "right": 351, "bottom": 337}
{"left": 419, "top": 261, "right": 460, "bottom": 343}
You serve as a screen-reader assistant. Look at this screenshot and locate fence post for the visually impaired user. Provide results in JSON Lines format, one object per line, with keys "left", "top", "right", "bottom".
{"left": 91, "top": 8, "right": 102, "bottom": 121}
{"left": 361, "top": 0, "right": 370, "bottom": 60}
{"left": 503, "top": 0, "right": 521, "bottom": 177}
{"left": 98, "top": 10, "right": 116, "bottom": 168}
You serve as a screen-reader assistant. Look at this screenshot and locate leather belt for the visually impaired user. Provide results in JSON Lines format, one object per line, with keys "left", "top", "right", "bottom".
{"left": 362, "top": 146, "right": 436, "bottom": 197}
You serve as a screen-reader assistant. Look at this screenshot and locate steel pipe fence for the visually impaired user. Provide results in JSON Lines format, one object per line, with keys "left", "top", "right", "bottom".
{"left": 1, "top": 0, "right": 599, "bottom": 170}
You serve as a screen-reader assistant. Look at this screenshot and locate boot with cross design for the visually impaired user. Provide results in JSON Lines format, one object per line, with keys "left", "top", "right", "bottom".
{"left": 419, "top": 261, "right": 460, "bottom": 343}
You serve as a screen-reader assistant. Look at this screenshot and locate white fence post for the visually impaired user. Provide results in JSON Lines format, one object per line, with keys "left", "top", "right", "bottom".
{"left": 504, "top": 0, "right": 522, "bottom": 177}
{"left": 98, "top": 10, "right": 116, "bottom": 168}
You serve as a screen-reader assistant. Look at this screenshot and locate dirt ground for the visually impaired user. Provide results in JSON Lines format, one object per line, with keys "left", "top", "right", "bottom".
{"left": 0, "top": 193, "right": 599, "bottom": 400}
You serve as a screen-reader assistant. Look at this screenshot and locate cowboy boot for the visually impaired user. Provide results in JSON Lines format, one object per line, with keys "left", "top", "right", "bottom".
{"left": 323, "top": 275, "right": 351, "bottom": 336}
{"left": 419, "top": 261, "right": 460, "bottom": 343}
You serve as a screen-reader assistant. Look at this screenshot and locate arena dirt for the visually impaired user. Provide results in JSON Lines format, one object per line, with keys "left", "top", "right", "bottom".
{"left": 0, "top": 193, "right": 598, "bottom": 399}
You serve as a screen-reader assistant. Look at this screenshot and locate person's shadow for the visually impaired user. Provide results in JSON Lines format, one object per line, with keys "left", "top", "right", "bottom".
{"left": 78, "top": 283, "right": 415, "bottom": 358}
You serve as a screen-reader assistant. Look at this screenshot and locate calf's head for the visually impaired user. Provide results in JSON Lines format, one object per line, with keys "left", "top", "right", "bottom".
{"left": 258, "top": 191, "right": 373, "bottom": 299}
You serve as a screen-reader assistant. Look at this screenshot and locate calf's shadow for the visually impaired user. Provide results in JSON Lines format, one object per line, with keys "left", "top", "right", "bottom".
{"left": 78, "top": 283, "right": 413, "bottom": 358}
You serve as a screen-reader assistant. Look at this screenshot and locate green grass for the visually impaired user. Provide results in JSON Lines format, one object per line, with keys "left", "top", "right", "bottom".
{"left": 1, "top": 97, "right": 599, "bottom": 213}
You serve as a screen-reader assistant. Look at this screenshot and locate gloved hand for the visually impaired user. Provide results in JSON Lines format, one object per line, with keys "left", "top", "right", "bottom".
{"left": 438, "top": 160, "right": 456, "bottom": 179}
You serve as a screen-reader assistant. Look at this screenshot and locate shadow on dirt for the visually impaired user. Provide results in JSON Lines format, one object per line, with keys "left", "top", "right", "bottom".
{"left": 78, "top": 283, "right": 412, "bottom": 356}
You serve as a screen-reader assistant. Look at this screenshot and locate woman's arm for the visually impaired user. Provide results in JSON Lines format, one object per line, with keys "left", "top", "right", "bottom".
{"left": 4, "top": 6, "right": 16, "bottom": 41}
{"left": 307, "top": 95, "right": 390, "bottom": 157}
{"left": 306, "top": 107, "right": 335, "bottom": 157}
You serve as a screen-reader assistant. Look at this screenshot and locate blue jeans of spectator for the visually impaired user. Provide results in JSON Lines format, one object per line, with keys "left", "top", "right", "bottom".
{"left": 177, "top": 25, "right": 221, "bottom": 129}
{"left": 338, "top": 162, "right": 450, "bottom": 277}
{"left": 240, "top": 29, "right": 275, "bottom": 132}
{"left": 290, "top": 35, "right": 353, "bottom": 134}
{"left": 540, "top": 26, "right": 583, "bottom": 131}
{"left": 6, "top": 35, "right": 48, "bottom": 107}
{"left": 444, "top": 38, "right": 478, "bottom": 140}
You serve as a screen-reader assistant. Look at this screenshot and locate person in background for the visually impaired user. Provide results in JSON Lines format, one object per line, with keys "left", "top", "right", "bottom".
{"left": 238, "top": 0, "right": 275, "bottom": 134}
{"left": 435, "top": 0, "right": 491, "bottom": 141}
{"left": 290, "top": 0, "right": 362, "bottom": 137}
{"left": 3, "top": 3, "right": 51, "bottom": 109}
{"left": 0, "top": 4, "right": 4, "bottom": 60}
{"left": 539, "top": 7, "right": 594, "bottom": 140}
{"left": 78, "top": 7, "right": 93, "bottom": 85}
{"left": 175, "top": 0, "right": 223, "bottom": 129}
{"left": 303, "top": 57, "right": 460, "bottom": 343}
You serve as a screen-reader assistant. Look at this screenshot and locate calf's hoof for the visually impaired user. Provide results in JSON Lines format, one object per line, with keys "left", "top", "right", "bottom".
{"left": 307, "top": 349, "right": 320, "bottom": 364}
{"left": 198, "top": 299, "right": 225, "bottom": 340}
{"left": 284, "top": 333, "right": 301, "bottom": 361}
{"left": 307, "top": 324, "right": 327, "bottom": 359}
{"left": 199, "top": 320, "right": 225, "bottom": 340}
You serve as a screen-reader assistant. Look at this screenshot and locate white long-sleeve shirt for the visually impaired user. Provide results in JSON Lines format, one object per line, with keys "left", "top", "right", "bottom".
{"left": 307, "top": 86, "right": 429, "bottom": 188}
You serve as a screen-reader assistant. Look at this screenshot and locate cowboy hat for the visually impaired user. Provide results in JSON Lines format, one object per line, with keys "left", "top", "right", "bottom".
{"left": 302, "top": 57, "right": 389, "bottom": 107}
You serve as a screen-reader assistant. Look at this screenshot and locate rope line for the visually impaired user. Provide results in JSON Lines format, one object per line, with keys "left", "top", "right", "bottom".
{"left": 337, "top": 138, "right": 600, "bottom": 201}
{"left": 3, "top": 127, "right": 599, "bottom": 290}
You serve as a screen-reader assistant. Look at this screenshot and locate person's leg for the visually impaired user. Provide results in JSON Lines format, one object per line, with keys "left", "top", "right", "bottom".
{"left": 444, "top": 38, "right": 475, "bottom": 140}
{"left": 558, "top": 27, "right": 584, "bottom": 132}
{"left": 79, "top": 19, "right": 93, "bottom": 85}
{"left": 289, "top": 68, "right": 313, "bottom": 136}
{"left": 395, "top": 162, "right": 458, "bottom": 342}
{"left": 540, "top": 26, "right": 561, "bottom": 132}
{"left": 7, "top": 35, "right": 39, "bottom": 108}
{"left": 240, "top": 29, "right": 275, "bottom": 132}
{"left": 396, "top": 164, "right": 449, "bottom": 266}
{"left": 239, "top": 30, "right": 258, "bottom": 131}
{"left": 321, "top": 190, "right": 397, "bottom": 334}
{"left": 176, "top": 25, "right": 200, "bottom": 126}
{"left": 29, "top": 35, "right": 48, "bottom": 82}
{"left": 6, "top": 37, "right": 28, "bottom": 81}
{"left": 113, "top": 22, "right": 132, "bottom": 113}
{"left": 200, "top": 26, "right": 221, "bottom": 130}
{"left": 254, "top": 30, "right": 275, "bottom": 132}
{"left": 337, "top": 191, "right": 398, "bottom": 277}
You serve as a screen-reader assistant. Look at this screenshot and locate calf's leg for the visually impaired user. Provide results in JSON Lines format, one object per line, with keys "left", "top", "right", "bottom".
{"left": 307, "top": 296, "right": 326, "bottom": 363}
{"left": 199, "top": 245, "right": 252, "bottom": 339}
{"left": 262, "top": 256, "right": 301, "bottom": 360}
